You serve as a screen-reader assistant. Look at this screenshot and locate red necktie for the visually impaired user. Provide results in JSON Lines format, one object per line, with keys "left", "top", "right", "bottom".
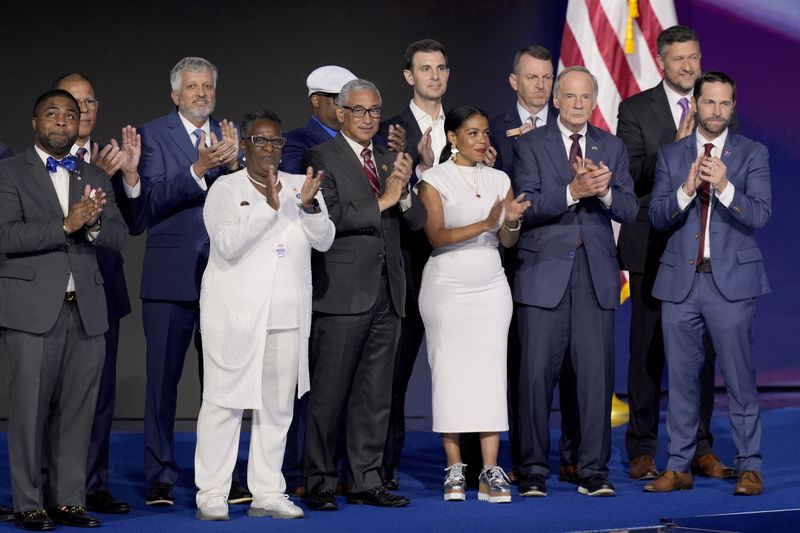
{"left": 569, "top": 133, "right": 583, "bottom": 247}
{"left": 695, "top": 142, "right": 714, "bottom": 267}
{"left": 361, "top": 147, "right": 381, "bottom": 197}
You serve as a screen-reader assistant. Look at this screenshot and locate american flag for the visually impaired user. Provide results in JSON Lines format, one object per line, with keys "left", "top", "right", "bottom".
{"left": 559, "top": 0, "right": 677, "bottom": 135}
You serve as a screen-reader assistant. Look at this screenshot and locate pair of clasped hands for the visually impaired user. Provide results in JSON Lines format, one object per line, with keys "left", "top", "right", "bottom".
{"left": 682, "top": 152, "right": 728, "bottom": 196}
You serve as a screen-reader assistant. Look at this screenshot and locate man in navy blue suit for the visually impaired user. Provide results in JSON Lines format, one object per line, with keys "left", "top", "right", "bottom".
{"left": 54, "top": 72, "right": 147, "bottom": 515}
{"left": 279, "top": 65, "right": 357, "bottom": 175}
{"left": 513, "top": 67, "right": 638, "bottom": 498}
{"left": 138, "top": 57, "right": 245, "bottom": 506}
{"left": 490, "top": 45, "right": 581, "bottom": 487}
{"left": 645, "top": 71, "right": 770, "bottom": 496}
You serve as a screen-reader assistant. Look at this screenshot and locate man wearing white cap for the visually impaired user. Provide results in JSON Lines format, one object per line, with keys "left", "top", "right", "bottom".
{"left": 279, "top": 66, "right": 358, "bottom": 174}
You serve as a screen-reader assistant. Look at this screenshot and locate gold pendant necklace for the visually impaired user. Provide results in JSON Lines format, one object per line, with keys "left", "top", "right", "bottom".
{"left": 454, "top": 162, "right": 481, "bottom": 198}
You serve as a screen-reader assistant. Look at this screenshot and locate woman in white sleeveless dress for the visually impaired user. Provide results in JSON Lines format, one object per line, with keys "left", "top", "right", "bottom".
{"left": 417, "top": 105, "right": 530, "bottom": 503}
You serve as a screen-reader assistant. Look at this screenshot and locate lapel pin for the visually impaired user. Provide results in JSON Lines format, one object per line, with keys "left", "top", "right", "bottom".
{"left": 723, "top": 150, "right": 732, "bottom": 157}
{"left": 239, "top": 201, "right": 250, "bottom": 206}
{"left": 591, "top": 146, "right": 599, "bottom": 152}
{"left": 381, "top": 164, "right": 388, "bottom": 172}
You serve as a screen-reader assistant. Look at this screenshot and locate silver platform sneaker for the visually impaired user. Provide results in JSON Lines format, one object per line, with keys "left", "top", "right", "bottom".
{"left": 478, "top": 465, "right": 512, "bottom": 503}
{"left": 443, "top": 463, "right": 467, "bottom": 501}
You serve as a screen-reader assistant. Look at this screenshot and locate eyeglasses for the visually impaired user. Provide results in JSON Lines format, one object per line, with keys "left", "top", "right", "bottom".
{"left": 341, "top": 105, "right": 382, "bottom": 118}
{"left": 76, "top": 98, "right": 99, "bottom": 109}
{"left": 243, "top": 135, "right": 287, "bottom": 148}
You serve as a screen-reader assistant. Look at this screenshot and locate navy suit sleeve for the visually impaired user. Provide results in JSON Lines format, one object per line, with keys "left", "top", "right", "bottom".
{"left": 110, "top": 173, "right": 148, "bottom": 235}
{"left": 279, "top": 131, "right": 306, "bottom": 175}
{"left": 606, "top": 142, "right": 639, "bottom": 224}
{"left": 514, "top": 136, "right": 571, "bottom": 228}
{"left": 726, "top": 143, "right": 771, "bottom": 230}
{"left": 649, "top": 147, "right": 686, "bottom": 232}
{"left": 139, "top": 124, "right": 206, "bottom": 223}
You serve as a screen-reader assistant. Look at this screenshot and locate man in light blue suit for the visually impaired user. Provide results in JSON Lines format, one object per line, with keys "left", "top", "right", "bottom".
{"left": 513, "top": 67, "right": 638, "bottom": 498}
{"left": 138, "top": 57, "right": 245, "bottom": 506}
{"left": 645, "top": 71, "right": 770, "bottom": 496}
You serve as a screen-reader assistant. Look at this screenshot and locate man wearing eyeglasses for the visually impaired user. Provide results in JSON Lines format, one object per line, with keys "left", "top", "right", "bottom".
{"left": 137, "top": 57, "right": 247, "bottom": 507}
{"left": 300, "top": 79, "right": 426, "bottom": 510}
{"left": 52, "top": 72, "right": 147, "bottom": 516}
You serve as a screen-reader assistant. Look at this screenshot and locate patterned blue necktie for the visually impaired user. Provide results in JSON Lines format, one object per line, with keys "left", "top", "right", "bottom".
{"left": 45, "top": 155, "right": 77, "bottom": 173}
{"left": 194, "top": 128, "right": 204, "bottom": 151}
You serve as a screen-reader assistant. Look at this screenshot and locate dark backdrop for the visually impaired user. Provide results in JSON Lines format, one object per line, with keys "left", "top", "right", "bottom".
{"left": 0, "top": 0, "right": 797, "bottom": 420}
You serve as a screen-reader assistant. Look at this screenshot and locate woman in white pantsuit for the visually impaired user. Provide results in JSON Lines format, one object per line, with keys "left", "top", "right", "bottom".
{"left": 417, "top": 105, "right": 529, "bottom": 503}
{"left": 194, "top": 109, "right": 334, "bottom": 520}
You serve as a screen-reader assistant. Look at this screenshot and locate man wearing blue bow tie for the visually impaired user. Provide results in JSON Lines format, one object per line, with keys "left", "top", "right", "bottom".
{"left": 0, "top": 89, "right": 128, "bottom": 530}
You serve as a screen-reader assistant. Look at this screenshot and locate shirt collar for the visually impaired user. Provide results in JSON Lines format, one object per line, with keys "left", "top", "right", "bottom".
{"left": 516, "top": 102, "right": 549, "bottom": 127}
{"left": 696, "top": 128, "right": 728, "bottom": 155}
{"left": 556, "top": 116, "right": 587, "bottom": 141}
{"left": 409, "top": 99, "right": 444, "bottom": 124}
{"left": 341, "top": 132, "right": 373, "bottom": 159}
{"left": 178, "top": 111, "right": 210, "bottom": 140}
{"left": 311, "top": 116, "right": 338, "bottom": 138}
{"left": 662, "top": 79, "right": 691, "bottom": 110}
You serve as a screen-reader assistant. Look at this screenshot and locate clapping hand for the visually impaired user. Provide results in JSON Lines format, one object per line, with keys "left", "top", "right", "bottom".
{"left": 300, "top": 166, "right": 325, "bottom": 208}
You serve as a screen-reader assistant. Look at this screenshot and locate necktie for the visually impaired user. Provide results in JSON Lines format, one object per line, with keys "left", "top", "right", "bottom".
{"left": 568, "top": 133, "right": 584, "bottom": 247}
{"left": 568, "top": 133, "right": 582, "bottom": 177}
{"left": 678, "top": 97, "right": 690, "bottom": 126}
{"left": 361, "top": 147, "right": 382, "bottom": 197}
{"left": 193, "top": 128, "right": 204, "bottom": 151}
{"left": 76, "top": 147, "right": 88, "bottom": 162}
{"left": 45, "top": 155, "right": 77, "bottom": 173}
{"left": 696, "top": 142, "right": 714, "bottom": 266}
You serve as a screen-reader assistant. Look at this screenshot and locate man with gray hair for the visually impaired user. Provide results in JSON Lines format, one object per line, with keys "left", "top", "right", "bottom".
{"left": 513, "top": 66, "right": 638, "bottom": 498}
{"left": 300, "top": 79, "right": 426, "bottom": 510}
{"left": 137, "top": 56, "right": 245, "bottom": 506}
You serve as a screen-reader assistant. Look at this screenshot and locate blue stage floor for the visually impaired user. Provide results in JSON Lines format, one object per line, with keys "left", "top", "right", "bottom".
{"left": 1, "top": 403, "right": 798, "bottom": 532}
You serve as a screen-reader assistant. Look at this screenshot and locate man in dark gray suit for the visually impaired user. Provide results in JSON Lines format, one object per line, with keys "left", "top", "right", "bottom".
{"left": 0, "top": 90, "right": 128, "bottom": 530}
{"left": 301, "top": 79, "right": 426, "bottom": 510}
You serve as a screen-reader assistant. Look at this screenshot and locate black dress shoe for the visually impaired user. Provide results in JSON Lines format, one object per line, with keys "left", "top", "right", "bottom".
{"left": 346, "top": 486, "right": 410, "bottom": 507}
{"left": 519, "top": 473, "right": 547, "bottom": 497}
{"left": 304, "top": 488, "right": 338, "bottom": 511}
{"left": 577, "top": 475, "right": 616, "bottom": 497}
{"left": 0, "top": 505, "right": 15, "bottom": 522}
{"left": 86, "top": 490, "right": 131, "bottom": 514}
{"left": 145, "top": 482, "right": 173, "bottom": 506}
{"left": 13, "top": 510, "right": 55, "bottom": 531}
{"left": 227, "top": 480, "right": 253, "bottom": 505}
{"left": 47, "top": 506, "right": 101, "bottom": 528}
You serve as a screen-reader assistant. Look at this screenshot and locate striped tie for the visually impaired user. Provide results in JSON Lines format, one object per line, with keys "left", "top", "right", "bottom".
{"left": 361, "top": 147, "right": 381, "bottom": 197}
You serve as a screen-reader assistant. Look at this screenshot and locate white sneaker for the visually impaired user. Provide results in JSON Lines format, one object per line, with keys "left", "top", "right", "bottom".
{"left": 196, "top": 493, "right": 229, "bottom": 520}
{"left": 248, "top": 493, "right": 304, "bottom": 519}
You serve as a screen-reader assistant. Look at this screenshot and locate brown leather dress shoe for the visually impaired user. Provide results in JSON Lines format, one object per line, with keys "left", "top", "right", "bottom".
{"left": 558, "top": 465, "right": 579, "bottom": 485}
{"left": 734, "top": 470, "right": 764, "bottom": 495}
{"left": 629, "top": 455, "right": 658, "bottom": 480}
{"left": 643, "top": 470, "right": 693, "bottom": 492}
{"left": 691, "top": 453, "right": 737, "bottom": 478}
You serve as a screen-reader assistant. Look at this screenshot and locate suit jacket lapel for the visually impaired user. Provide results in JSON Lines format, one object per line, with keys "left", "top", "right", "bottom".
{"left": 167, "top": 110, "right": 200, "bottom": 164}
{"left": 26, "top": 149, "right": 63, "bottom": 215}
{"left": 68, "top": 162, "right": 85, "bottom": 207}
{"left": 651, "top": 84, "right": 677, "bottom": 138}
{"left": 542, "top": 122, "right": 572, "bottom": 186}
{"left": 333, "top": 134, "right": 375, "bottom": 198}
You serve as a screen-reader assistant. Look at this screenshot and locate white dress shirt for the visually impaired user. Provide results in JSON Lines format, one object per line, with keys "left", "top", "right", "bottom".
{"left": 663, "top": 80, "right": 692, "bottom": 130}
{"left": 70, "top": 139, "right": 141, "bottom": 198}
{"left": 178, "top": 112, "right": 211, "bottom": 189}
{"left": 342, "top": 133, "right": 412, "bottom": 211}
{"left": 676, "top": 129, "right": 734, "bottom": 259}
{"left": 557, "top": 119, "right": 612, "bottom": 208}
{"left": 517, "top": 102, "right": 549, "bottom": 129}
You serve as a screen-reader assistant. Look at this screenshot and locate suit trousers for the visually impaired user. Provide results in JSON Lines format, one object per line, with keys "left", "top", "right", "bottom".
{"left": 4, "top": 300, "right": 104, "bottom": 511}
{"left": 305, "top": 274, "right": 401, "bottom": 493}
{"left": 196, "top": 329, "right": 299, "bottom": 507}
{"left": 142, "top": 299, "right": 203, "bottom": 485}
{"left": 662, "top": 272, "right": 762, "bottom": 473}
{"left": 518, "top": 247, "right": 615, "bottom": 479}
{"left": 86, "top": 319, "right": 120, "bottom": 494}
{"left": 626, "top": 271, "right": 716, "bottom": 460}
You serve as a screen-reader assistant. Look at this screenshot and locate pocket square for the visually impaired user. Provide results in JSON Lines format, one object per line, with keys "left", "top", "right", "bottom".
{"left": 240, "top": 201, "right": 250, "bottom": 206}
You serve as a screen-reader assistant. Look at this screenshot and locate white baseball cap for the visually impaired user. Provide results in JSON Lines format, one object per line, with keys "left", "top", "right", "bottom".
{"left": 307, "top": 65, "right": 357, "bottom": 96}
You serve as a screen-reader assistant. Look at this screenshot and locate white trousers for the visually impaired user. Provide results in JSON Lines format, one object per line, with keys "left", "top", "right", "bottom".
{"left": 195, "top": 328, "right": 299, "bottom": 508}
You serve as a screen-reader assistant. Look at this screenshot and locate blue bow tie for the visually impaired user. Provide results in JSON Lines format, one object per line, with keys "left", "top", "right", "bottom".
{"left": 45, "top": 155, "right": 77, "bottom": 173}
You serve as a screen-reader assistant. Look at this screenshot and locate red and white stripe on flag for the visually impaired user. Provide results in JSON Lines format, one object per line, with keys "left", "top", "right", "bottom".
{"left": 559, "top": 0, "right": 677, "bottom": 134}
